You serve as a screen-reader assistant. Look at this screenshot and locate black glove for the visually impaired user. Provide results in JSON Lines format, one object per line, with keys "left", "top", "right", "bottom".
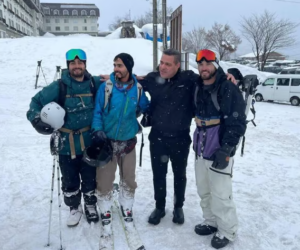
{"left": 212, "top": 146, "right": 234, "bottom": 170}
{"left": 31, "top": 118, "right": 54, "bottom": 135}
{"left": 92, "top": 130, "right": 107, "bottom": 146}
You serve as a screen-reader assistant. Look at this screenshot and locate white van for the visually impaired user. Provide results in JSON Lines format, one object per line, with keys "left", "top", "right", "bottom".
{"left": 255, "top": 74, "right": 300, "bottom": 106}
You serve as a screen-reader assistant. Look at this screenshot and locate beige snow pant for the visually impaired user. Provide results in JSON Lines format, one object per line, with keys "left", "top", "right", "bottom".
{"left": 195, "top": 157, "right": 238, "bottom": 241}
{"left": 96, "top": 148, "right": 137, "bottom": 211}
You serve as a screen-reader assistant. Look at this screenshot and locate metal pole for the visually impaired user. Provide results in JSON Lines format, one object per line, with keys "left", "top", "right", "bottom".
{"left": 153, "top": 0, "right": 158, "bottom": 71}
{"left": 46, "top": 156, "right": 55, "bottom": 247}
{"left": 162, "top": 0, "right": 167, "bottom": 50}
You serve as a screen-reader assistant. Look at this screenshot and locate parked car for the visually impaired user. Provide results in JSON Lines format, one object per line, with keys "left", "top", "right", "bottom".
{"left": 255, "top": 74, "right": 300, "bottom": 106}
{"left": 263, "top": 66, "right": 282, "bottom": 74}
{"left": 279, "top": 67, "right": 300, "bottom": 74}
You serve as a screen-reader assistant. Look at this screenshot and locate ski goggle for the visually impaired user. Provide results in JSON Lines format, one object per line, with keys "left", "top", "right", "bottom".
{"left": 196, "top": 49, "right": 218, "bottom": 63}
{"left": 66, "top": 49, "right": 87, "bottom": 61}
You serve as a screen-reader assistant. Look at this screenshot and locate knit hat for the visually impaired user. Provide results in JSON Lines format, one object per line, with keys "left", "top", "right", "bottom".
{"left": 114, "top": 53, "right": 134, "bottom": 76}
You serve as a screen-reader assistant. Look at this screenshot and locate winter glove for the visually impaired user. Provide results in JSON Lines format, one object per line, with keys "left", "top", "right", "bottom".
{"left": 31, "top": 117, "right": 54, "bottom": 135}
{"left": 91, "top": 130, "right": 107, "bottom": 146}
{"left": 212, "top": 146, "right": 234, "bottom": 170}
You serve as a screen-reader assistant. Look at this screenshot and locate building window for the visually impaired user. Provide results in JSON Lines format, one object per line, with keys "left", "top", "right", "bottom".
{"left": 46, "top": 19, "right": 50, "bottom": 23}
{"left": 64, "top": 19, "right": 69, "bottom": 23}
{"left": 65, "top": 26, "right": 69, "bottom": 31}
{"left": 72, "top": 10, "right": 78, "bottom": 16}
{"left": 83, "top": 26, "right": 87, "bottom": 31}
{"left": 55, "top": 27, "right": 60, "bottom": 31}
{"left": 73, "top": 19, "right": 78, "bottom": 24}
{"left": 73, "top": 26, "right": 78, "bottom": 31}
{"left": 63, "top": 10, "right": 69, "bottom": 15}
{"left": 81, "top": 10, "right": 87, "bottom": 16}
{"left": 54, "top": 10, "right": 59, "bottom": 15}
{"left": 55, "top": 19, "right": 60, "bottom": 23}
{"left": 46, "top": 26, "right": 51, "bottom": 31}
{"left": 0, "top": 10, "right": 3, "bottom": 19}
{"left": 90, "top": 10, "right": 96, "bottom": 16}
{"left": 84, "top": 19, "right": 87, "bottom": 23}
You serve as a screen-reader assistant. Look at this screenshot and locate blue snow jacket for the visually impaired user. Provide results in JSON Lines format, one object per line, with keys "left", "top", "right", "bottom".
{"left": 92, "top": 73, "right": 150, "bottom": 141}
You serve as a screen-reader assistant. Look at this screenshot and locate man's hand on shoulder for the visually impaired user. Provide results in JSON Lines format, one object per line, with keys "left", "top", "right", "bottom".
{"left": 226, "top": 73, "right": 237, "bottom": 85}
{"left": 100, "top": 74, "right": 109, "bottom": 82}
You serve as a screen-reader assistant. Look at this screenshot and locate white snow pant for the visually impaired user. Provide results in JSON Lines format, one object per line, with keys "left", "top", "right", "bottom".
{"left": 195, "top": 157, "right": 238, "bottom": 241}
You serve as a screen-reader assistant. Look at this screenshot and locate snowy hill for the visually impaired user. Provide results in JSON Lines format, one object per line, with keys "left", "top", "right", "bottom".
{"left": 0, "top": 36, "right": 299, "bottom": 250}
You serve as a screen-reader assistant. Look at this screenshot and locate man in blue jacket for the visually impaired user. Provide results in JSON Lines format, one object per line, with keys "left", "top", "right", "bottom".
{"left": 91, "top": 53, "right": 149, "bottom": 231}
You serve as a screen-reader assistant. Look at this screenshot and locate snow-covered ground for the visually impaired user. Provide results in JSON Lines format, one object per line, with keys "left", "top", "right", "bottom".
{"left": 0, "top": 35, "right": 299, "bottom": 250}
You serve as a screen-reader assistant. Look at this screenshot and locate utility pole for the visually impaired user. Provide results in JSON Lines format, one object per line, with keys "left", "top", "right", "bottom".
{"left": 162, "top": 0, "right": 167, "bottom": 50}
{"left": 153, "top": 0, "right": 158, "bottom": 71}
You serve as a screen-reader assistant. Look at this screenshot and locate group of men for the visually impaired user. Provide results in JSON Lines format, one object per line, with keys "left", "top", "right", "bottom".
{"left": 27, "top": 47, "right": 246, "bottom": 249}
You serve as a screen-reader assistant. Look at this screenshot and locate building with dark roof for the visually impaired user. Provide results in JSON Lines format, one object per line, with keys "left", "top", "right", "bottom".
{"left": 41, "top": 3, "right": 100, "bottom": 36}
{"left": 0, "top": 0, "right": 44, "bottom": 38}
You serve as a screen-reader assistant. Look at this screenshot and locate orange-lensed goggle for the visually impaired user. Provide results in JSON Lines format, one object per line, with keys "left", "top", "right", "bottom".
{"left": 196, "top": 49, "right": 218, "bottom": 63}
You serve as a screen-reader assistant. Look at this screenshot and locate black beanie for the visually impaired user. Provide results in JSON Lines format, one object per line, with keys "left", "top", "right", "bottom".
{"left": 114, "top": 53, "right": 134, "bottom": 76}
{"left": 67, "top": 56, "right": 86, "bottom": 69}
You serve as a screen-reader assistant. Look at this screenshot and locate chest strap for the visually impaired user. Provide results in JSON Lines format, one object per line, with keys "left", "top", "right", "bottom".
{"left": 195, "top": 117, "right": 220, "bottom": 127}
{"left": 66, "top": 93, "right": 93, "bottom": 108}
{"left": 59, "top": 126, "right": 91, "bottom": 159}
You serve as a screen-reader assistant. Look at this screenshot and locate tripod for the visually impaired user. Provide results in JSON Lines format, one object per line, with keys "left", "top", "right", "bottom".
{"left": 53, "top": 66, "right": 61, "bottom": 81}
{"left": 35, "top": 60, "right": 48, "bottom": 89}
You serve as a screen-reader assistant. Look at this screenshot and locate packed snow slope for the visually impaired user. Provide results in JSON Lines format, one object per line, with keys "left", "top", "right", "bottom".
{"left": 0, "top": 35, "right": 299, "bottom": 250}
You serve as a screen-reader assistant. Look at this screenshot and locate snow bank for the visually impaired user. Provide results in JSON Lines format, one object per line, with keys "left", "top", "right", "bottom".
{"left": 0, "top": 36, "right": 299, "bottom": 250}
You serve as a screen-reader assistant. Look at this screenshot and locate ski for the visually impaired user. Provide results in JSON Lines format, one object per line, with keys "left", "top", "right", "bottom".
{"left": 113, "top": 184, "right": 146, "bottom": 250}
{"left": 99, "top": 206, "right": 114, "bottom": 249}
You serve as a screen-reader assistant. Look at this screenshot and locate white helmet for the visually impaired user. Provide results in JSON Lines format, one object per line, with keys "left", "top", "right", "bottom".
{"left": 41, "top": 102, "right": 66, "bottom": 130}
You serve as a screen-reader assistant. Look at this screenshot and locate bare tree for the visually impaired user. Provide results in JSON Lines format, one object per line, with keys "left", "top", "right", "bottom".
{"left": 109, "top": 1, "right": 173, "bottom": 31}
{"left": 241, "top": 11, "right": 299, "bottom": 71}
{"left": 134, "top": 0, "right": 173, "bottom": 28}
{"left": 205, "top": 23, "right": 242, "bottom": 60}
{"left": 109, "top": 13, "right": 131, "bottom": 31}
{"left": 182, "top": 27, "right": 207, "bottom": 54}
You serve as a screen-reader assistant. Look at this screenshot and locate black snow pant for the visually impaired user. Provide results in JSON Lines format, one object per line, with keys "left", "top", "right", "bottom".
{"left": 59, "top": 154, "right": 97, "bottom": 208}
{"left": 149, "top": 129, "right": 191, "bottom": 209}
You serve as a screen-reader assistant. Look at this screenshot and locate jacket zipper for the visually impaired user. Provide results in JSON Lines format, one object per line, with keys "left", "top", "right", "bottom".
{"left": 114, "top": 91, "right": 127, "bottom": 140}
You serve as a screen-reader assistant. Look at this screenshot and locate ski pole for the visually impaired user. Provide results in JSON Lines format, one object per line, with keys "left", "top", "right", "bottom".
{"left": 56, "top": 155, "right": 64, "bottom": 250}
{"left": 46, "top": 154, "right": 56, "bottom": 247}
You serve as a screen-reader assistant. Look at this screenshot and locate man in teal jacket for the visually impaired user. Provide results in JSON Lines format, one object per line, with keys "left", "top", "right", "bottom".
{"left": 91, "top": 53, "right": 149, "bottom": 230}
{"left": 27, "top": 49, "right": 102, "bottom": 227}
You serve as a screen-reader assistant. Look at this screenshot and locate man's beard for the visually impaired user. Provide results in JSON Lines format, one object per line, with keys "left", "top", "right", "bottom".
{"left": 115, "top": 71, "right": 129, "bottom": 80}
{"left": 201, "top": 70, "right": 216, "bottom": 80}
{"left": 70, "top": 68, "right": 84, "bottom": 78}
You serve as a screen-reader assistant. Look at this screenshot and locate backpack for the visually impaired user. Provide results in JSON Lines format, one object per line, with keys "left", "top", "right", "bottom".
{"left": 194, "top": 68, "right": 258, "bottom": 156}
{"left": 103, "top": 79, "right": 142, "bottom": 111}
{"left": 57, "top": 77, "right": 96, "bottom": 108}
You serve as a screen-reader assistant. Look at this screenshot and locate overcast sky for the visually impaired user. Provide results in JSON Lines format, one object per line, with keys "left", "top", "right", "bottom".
{"left": 42, "top": 0, "right": 300, "bottom": 58}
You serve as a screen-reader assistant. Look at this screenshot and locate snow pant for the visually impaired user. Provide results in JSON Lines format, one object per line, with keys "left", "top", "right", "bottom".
{"left": 195, "top": 157, "right": 238, "bottom": 241}
{"left": 59, "top": 154, "right": 97, "bottom": 208}
{"left": 149, "top": 129, "right": 191, "bottom": 209}
{"left": 96, "top": 148, "right": 137, "bottom": 212}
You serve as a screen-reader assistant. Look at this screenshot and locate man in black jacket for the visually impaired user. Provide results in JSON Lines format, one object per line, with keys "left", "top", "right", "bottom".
{"left": 139, "top": 49, "right": 236, "bottom": 226}
{"left": 193, "top": 49, "right": 246, "bottom": 249}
